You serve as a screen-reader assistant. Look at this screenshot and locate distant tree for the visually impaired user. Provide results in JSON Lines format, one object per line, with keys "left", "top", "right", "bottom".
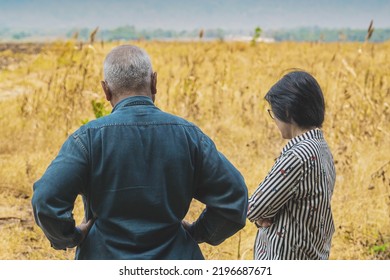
{"left": 251, "top": 26, "right": 262, "bottom": 45}
{"left": 12, "top": 31, "right": 30, "bottom": 40}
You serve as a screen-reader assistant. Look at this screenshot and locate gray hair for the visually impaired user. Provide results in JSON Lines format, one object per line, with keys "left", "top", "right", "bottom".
{"left": 103, "top": 45, "right": 153, "bottom": 95}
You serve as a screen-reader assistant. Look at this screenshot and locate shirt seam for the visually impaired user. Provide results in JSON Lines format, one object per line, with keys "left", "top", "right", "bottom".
{"left": 71, "top": 134, "right": 89, "bottom": 159}
{"left": 74, "top": 122, "right": 204, "bottom": 137}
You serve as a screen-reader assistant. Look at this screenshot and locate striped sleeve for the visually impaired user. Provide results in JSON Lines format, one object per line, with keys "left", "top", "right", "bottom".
{"left": 247, "top": 153, "right": 303, "bottom": 222}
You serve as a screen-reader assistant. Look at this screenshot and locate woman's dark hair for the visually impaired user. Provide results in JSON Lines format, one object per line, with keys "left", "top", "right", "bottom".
{"left": 265, "top": 70, "right": 325, "bottom": 128}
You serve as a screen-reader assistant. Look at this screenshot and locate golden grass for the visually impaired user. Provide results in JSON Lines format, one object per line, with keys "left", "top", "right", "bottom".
{"left": 0, "top": 40, "right": 389, "bottom": 259}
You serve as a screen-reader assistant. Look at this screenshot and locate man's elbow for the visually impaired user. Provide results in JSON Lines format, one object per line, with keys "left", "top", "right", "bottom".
{"left": 236, "top": 184, "right": 249, "bottom": 226}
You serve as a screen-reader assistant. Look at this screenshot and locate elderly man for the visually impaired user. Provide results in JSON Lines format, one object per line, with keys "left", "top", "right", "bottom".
{"left": 32, "top": 45, "right": 248, "bottom": 259}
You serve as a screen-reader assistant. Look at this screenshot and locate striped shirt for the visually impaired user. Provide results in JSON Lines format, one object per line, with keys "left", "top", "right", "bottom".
{"left": 248, "top": 129, "right": 336, "bottom": 260}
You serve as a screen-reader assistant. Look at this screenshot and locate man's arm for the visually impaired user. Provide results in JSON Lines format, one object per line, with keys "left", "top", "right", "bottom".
{"left": 186, "top": 135, "right": 248, "bottom": 245}
{"left": 31, "top": 134, "right": 90, "bottom": 250}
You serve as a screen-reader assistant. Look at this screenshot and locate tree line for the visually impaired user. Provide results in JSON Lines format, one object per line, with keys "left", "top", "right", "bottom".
{"left": 1, "top": 26, "right": 389, "bottom": 42}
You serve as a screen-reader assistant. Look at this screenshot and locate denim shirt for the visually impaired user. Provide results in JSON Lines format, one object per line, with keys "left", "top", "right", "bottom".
{"left": 32, "top": 96, "right": 248, "bottom": 259}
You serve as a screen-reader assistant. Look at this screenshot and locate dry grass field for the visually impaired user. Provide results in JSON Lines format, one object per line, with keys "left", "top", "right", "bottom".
{"left": 0, "top": 38, "right": 389, "bottom": 260}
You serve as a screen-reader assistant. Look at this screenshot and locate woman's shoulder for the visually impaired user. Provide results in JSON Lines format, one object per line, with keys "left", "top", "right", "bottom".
{"left": 286, "top": 138, "right": 322, "bottom": 162}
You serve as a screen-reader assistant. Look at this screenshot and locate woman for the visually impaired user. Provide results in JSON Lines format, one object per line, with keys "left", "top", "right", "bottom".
{"left": 248, "top": 70, "right": 336, "bottom": 260}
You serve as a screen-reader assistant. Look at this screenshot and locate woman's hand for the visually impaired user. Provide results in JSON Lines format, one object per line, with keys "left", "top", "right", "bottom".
{"left": 255, "top": 218, "right": 273, "bottom": 228}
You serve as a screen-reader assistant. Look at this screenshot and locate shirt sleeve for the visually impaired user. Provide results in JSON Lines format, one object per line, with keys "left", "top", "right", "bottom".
{"left": 31, "top": 133, "right": 89, "bottom": 250}
{"left": 187, "top": 134, "right": 248, "bottom": 246}
{"left": 247, "top": 152, "right": 303, "bottom": 224}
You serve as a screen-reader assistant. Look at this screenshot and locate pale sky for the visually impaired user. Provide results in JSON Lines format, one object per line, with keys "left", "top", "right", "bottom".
{"left": 1, "top": 0, "right": 389, "bottom": 30}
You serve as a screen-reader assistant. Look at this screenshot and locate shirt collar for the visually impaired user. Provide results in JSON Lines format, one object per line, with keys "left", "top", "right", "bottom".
{"left": 282, "top": 128, "right": 324, "bottom": 154}
{"left": 111, "top": 96, "right": 155, "bottom": 113}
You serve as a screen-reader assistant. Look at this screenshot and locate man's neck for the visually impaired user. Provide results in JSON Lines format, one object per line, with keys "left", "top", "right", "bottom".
{"left": 111, "top": 92, "right": 152, "bottom": 108}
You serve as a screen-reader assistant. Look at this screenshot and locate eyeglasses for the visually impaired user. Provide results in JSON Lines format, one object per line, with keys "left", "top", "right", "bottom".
{"left": 267, "top": 109, "right": 275, "bottom": 120}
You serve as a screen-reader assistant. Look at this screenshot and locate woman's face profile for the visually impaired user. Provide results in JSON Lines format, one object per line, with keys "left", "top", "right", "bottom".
{"left": 274, "top": 118, "right": 293, "bottom": 139}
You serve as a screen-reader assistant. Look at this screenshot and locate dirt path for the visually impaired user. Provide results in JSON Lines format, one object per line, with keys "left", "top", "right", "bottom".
{"left": 0, "top": 88, "right": 26, "bottom": 100}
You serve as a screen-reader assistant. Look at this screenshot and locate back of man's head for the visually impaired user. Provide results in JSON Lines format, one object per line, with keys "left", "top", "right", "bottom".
{"left": 103, "top": 45, "right": 153, "bottom": 97}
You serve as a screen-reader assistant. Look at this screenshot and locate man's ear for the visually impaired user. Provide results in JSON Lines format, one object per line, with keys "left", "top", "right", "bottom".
{"left": 101, "top": 81, "right": 112, "bottom": 101}
{"left": 151, "top": 72, "right": 157, "bottom": 96}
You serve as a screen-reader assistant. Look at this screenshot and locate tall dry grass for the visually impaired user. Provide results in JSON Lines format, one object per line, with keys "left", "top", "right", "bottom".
{"left": 0, "top": 39, "right": 389, "bottom": 259}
